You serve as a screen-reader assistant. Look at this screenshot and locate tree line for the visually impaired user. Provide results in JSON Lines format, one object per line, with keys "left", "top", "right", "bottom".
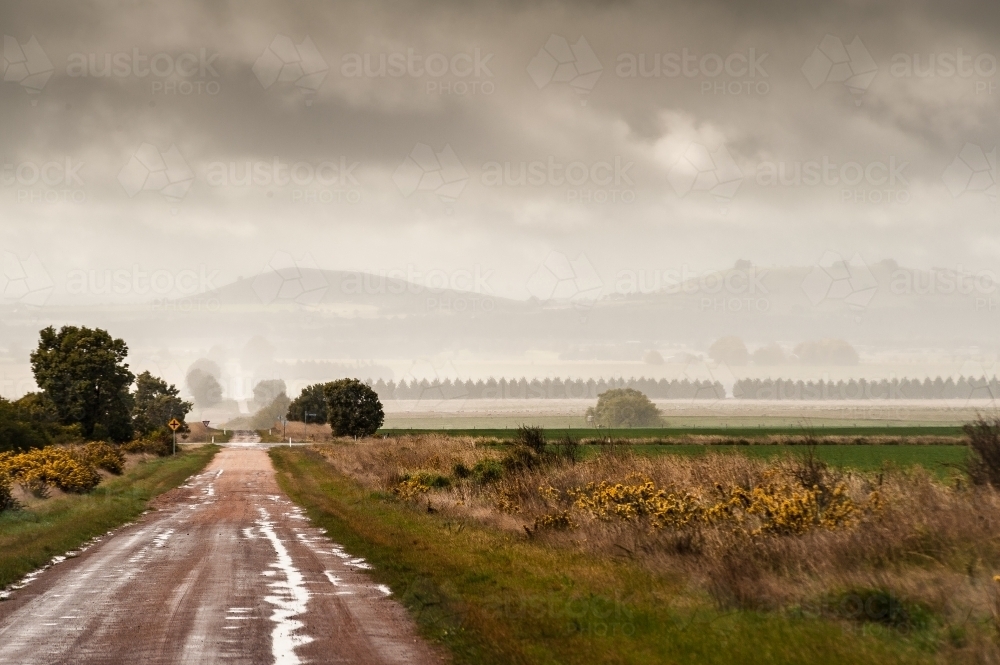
{"left": 368, "top": 377, "right": 726, "bottom": 400}
{"left": 733, "top": 376, "right": 1000, "bottom": 400}
{"left": 1, "top": 326, "right": 191, "bottom": 453}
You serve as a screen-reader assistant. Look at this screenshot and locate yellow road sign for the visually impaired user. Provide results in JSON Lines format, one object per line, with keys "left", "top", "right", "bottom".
{"left": 167, "top": 418, "right": 182, "bottom": 431}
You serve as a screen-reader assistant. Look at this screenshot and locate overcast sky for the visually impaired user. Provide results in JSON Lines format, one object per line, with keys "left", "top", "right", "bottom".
{"left": 1, "top": 0, "right": 998, "bottom": 304}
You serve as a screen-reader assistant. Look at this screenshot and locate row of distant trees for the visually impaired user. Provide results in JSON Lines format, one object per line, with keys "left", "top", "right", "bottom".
{"left": 356, "top": 375, "right": 1000, "bottom": 401}
{"left": 370, "top": 377, "right": 726, "bottom": 400}
{"left": 734, "top": 376, "right": 1000, "bottom": 400}
{"left": 1, "top": 326, "right": 192, "bottom": 452}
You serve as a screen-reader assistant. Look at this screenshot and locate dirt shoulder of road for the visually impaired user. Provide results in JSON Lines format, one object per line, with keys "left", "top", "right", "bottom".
{"left": 0, "top": 446, "right": 219, "bottom": 590}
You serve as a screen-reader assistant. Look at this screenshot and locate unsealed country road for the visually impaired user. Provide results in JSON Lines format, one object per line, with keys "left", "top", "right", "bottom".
{"left": 0, "top": 446, "right": 441, "bottom": 665}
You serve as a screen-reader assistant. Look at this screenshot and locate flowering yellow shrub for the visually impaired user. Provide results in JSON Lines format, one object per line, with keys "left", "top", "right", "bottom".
{"left": 531, "top": 511, "right": 575, "bottom": 532}
{"left": 392, "top": 477, "right": 431, "bottom": 501}
{"left": 0, "top": 447, "right": 102, "bottom": 494}
{"left": 566, "top": 476, "right": 878, "bottom": 537}
{"left": 77, "top": 441, "right": 125, "bottom": 475}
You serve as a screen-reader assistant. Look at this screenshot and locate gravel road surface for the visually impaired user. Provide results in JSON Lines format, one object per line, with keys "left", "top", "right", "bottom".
{"left": 0, "top": 445, "right": 440, "bottom": 665}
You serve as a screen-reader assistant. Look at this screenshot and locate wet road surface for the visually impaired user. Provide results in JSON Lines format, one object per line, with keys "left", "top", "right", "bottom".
{"left": 0, "top": 446, "right": 440, "bottom": 665}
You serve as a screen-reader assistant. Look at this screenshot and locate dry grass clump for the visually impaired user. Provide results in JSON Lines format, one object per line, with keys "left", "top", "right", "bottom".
{"left": 316, "top": 434, "right": 1000, "bottom": 651}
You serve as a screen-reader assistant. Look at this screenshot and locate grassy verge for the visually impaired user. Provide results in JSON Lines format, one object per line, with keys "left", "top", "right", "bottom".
{"left": 0, "top": 446, "right": 218, "bottom": 589}
{"left": 270, "top": 447, "right": 933, "bottom": 665}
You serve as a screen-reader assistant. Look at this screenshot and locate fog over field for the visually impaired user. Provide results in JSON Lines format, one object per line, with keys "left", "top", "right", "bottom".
{"left": 1, "top": 0, "right": 999, "bottom": 404}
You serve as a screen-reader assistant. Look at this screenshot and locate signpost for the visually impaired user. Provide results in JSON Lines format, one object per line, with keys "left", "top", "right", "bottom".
{"left": 168, "top": 418, "right": 182, "bottom": 455}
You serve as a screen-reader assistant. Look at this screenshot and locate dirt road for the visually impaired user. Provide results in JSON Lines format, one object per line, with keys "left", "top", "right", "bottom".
{"left": 0, "top": 446, "right": 441, "bottom": 664}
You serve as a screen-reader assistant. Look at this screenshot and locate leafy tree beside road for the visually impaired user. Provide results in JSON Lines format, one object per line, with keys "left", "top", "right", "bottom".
{"left": 0, "top": 397, "right": 50, "bottom": 453}
{"left": 286, "top": 383, "right": 329, "bottom": 424}
{"left": 132, "top": 371, "right": 192, "bottom": 436}
{"left": 324, "top": 379, "right": 384, "bottom": 437}
{"left": 30, "top": 326, "right": 135, "bottom": 442}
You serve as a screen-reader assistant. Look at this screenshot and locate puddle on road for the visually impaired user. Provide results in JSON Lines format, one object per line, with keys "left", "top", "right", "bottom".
{"left": 256, "top": 507, "right": 314, "bottom": 665}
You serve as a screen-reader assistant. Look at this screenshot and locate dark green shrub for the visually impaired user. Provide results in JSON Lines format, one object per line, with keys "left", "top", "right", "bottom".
{"left": 586, "top": 388, "right": 662, "bottom": 428}
{"left": 472, "top": 459, "right": 504, "bottom": 483}
{"left": 502, "top": 445, "right": 540, "bottom": 473}
{"left": 827, "top": 587, "right": 932, "bottom": 631}
{"left": 513, "top": 425, "right": 546, "bottom": 454}
{"left": 964, "top": 417, "right": 1000, "bottom": 487}
{"left": 323, "top": 379, "right": 384, "bottom": 438}
{"left": 413, "top": 471, "right": 451, "bottom": 489}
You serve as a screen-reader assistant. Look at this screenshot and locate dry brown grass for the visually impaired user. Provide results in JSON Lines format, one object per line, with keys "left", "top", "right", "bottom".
{"left": 314, "top": 434, "right": 1000, "bottom": 653}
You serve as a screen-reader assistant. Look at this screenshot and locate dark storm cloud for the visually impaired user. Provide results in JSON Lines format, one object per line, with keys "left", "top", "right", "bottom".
{"left": 0, "top": 0, "right": 997, "bottom": 303}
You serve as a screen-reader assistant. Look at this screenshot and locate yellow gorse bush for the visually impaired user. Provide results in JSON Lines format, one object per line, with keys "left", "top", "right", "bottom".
{"left": 77, "top": 441, "right": 125, "bottom": 475}
{"left": 566, "top": 476, "right": 879, "bottom": 537}
{"left": 392, "top": 477, "right": 430, "bottom": 501}
{"left": 0, "top": 447, "right": 103, "bottom": 494}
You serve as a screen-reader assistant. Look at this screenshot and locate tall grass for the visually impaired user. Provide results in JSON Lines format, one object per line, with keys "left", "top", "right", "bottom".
{"left": 273, "top": 445, "right": 936, "bottom": 665}
{"left": 312, "top": 435, "right": 1000, "bottom": 659}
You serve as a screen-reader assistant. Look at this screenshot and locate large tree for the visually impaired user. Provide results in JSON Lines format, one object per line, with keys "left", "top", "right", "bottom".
{"left": 0, "top": 397, "right": 49, "bottom": 453}
{"left": 286, "top": 383, "right": 329, "bottom": 424}
{"left": 252, "top": 379, "right": 287, "bottom": 409}
{"left": 586, "top": 388, "right": 662, "bottom": 428}
{"left": 30, "top": 326, "right": 135, "bottom": 442}
{"left": 323, "top": 379, "right": 384, "bottom": 437}
{"left": 132, "top": 371, "right": 192, "bottom": 436}
{"left": 186, "top": 368, "right": 223, "bottom": 408}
